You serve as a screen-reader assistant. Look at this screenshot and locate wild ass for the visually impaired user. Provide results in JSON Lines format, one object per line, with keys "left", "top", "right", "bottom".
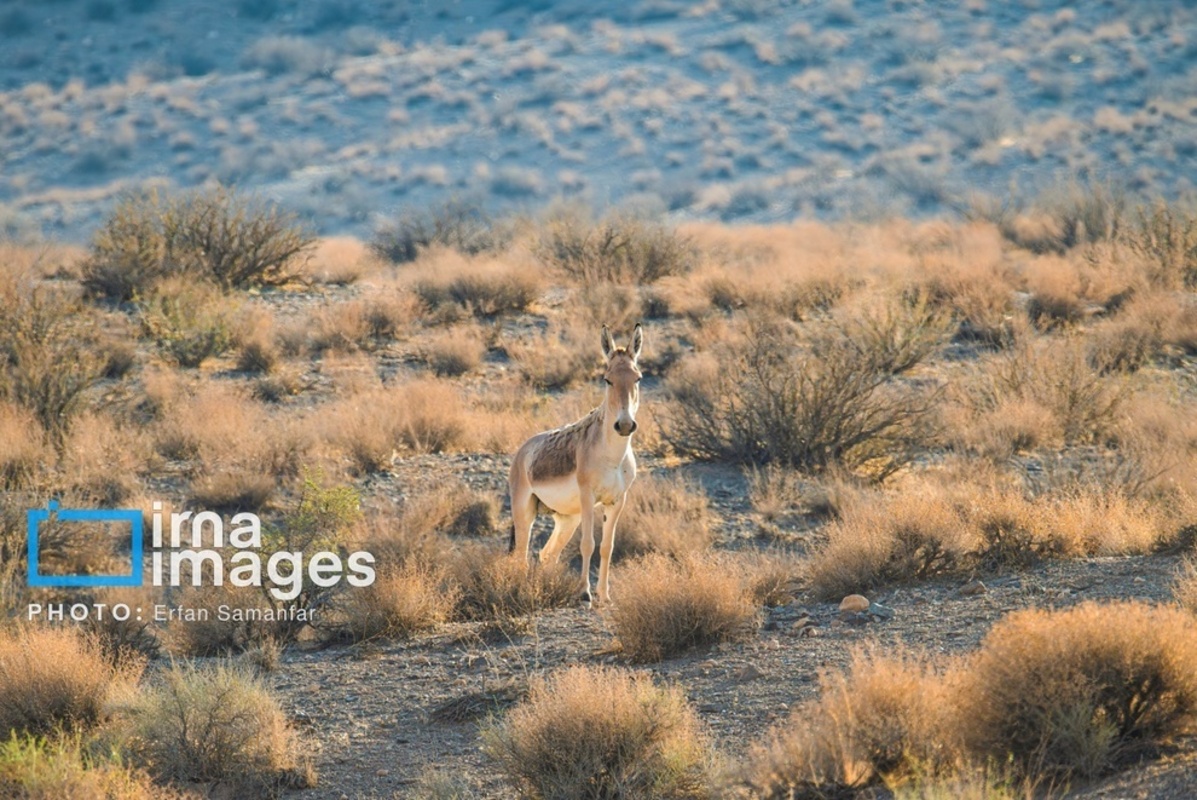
{"left": 508, "top": 323, "right": 643, "bottom": 606}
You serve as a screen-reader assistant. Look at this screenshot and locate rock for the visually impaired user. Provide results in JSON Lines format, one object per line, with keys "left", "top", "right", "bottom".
{"left": 800, "top": 625, "right": 819, "bottom": 638}
{"left": 868, "top": 602, "right": 895, "bottom": 620}
{"left": 790, "top": 616, "right": 813, "bottom": 633}
{"left": 734, "top": 664, "right": 765, "bottom": 681}
{"left": 839, "top": 594, "right": 870, "bottom": 613}
{"left": 375, "top": 768, "right": 390, "bottom": 777}
{"left": 958, "top": 579, "right": 987, "bottom": 596}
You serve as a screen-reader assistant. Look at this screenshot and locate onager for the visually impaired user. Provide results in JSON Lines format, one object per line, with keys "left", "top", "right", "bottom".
{"left": 508, "top": 323, "right": 643, "bottom": 606}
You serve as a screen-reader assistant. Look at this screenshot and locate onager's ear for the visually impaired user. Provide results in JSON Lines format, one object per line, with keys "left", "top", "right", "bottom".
{"left": 601, "top": 325, "right": 615, "bottom": 359}
{"left": 630, "top": 323, "right": 643, "bottom": 361}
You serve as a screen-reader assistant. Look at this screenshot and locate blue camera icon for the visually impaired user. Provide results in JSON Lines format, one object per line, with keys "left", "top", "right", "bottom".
{"left": 27, "top": 501, "right": 144, "bottom": 588}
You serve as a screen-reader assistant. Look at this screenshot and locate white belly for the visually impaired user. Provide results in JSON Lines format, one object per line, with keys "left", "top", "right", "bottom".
{"left": 531, "top": 464, "right": 631, "bottom": 514}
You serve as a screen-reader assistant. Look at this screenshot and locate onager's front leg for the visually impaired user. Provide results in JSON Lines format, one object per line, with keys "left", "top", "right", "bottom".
{"left": 578, "top": 488, "right": 597, "bottom": 605}
{"left": 597, "top": 493, "right": 626, "bottom": 605}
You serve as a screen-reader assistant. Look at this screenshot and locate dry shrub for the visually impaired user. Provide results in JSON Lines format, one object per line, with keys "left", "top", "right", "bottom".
{"left": 371, "top": 199, "right": 509, "bottom": 264}
{"left": 163, "top": 584, "right": 278, "bottom": 657}
{"left": 0, "top": 733, "right": 168, "bottom": 800}
{"left": 569, "top": 282, "right": 644, "bottom": 333}
{"left": 336, "top": 561, "right": 459, "bottom": 641}
{"left": 534, "top": 213, "right": 696, "bottom": 286}
{"left": 0, "top": 401, "right": 46, "bottom": 489}
{"left": 1174, "top": 558, "right": 1197, "bottom": 614}
{"left": 1126, "top": 200, "right": 1197, "bottom": 289}
{"left": 421, "top": 323, "right": 487, "bottom": 376}
{"left": 746, "top": 464, "right": 807, "bottom": 523}
{"left": 236, "top": 336, "right": 278, "bottom": 374}
{"left": 482, "top": 665, "right": 710, "bottom": 800}
{"left": 0, "top": 626, "right": 143, "bottom": 737}
{"left": 85, "top": 587, "right": 162, "bottom": 661}
{"left": 304, "top": 235, "right": 374, "bottom": 284}
{"left": 307, "top": 300, "right": 375, "bottom": 354}
{"left": 616, "top": 474, "right": 714, "bottom": 559}
{"left": 829, "top": 289, "right": 951, "bottom": 374}
{"left": 81, "top": 187, "right": 314, "bottom": 299}
{"left": 451, "top": 548, "right": 579, "bottom": 621}
{"left": 394, "top": 480, "right": 499, "bottom": 541}
{"left": 410, "top": 250, "right": 541, "bottom": 320}
{"left": 155, "top": 383, "right": 308, "bottom": 500}
{"left": 665, "top": 317, "right": 936, "bottom": 478}
{"left": 953, "top": 602, "right": 1197, "bottom": 781}
{"left": 321, "top": 380, "right": 472, "bottom": 472}
{"left": 509, "top": 325, "right": 597, "bottom": 390}
{"left": 121, "top": 660, "right": 312, "bottom": 791}
{"left": 0, "top": 276, "right": 104, "bottom": 437}
{"left": 58, "top": 410, "right": 148, "bottom": 505}
{"left": 609, "top": 553, "right": 758, "bottom": 663}
{"left": 136, "top": 278, "right": 236, "bottom": 368}
{"left": 738, "top": 648, "right": 946, "bottom": 798}
{"left": 952, "top": 339, "right": 1130, "bottom": 450}
{"left": 808, "top": 483, "right": 977, "bottom": 599}
{"left": 809, "top": 480, "right": 1171, "bottom": 599}
{"left": 1003, "top": 183, "right": 1127, "bottom": 254}
{"left": 737, "top": 551, "right": 800, "bottom": 607}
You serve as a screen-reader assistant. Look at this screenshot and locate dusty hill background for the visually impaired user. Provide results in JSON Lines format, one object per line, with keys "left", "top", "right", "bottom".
{"left": 2, "top": 0, "right": 1196, "bottom": 239}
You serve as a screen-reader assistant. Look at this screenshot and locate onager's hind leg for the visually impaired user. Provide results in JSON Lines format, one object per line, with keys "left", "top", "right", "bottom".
{"left": 539, "top": 514, "right": 580, "bottom": 565}
{"left": 510, "top": 486, "right": 538, "bottom": 563}
{"left": 597, "top": 494, "right": 626, "bottom": 605}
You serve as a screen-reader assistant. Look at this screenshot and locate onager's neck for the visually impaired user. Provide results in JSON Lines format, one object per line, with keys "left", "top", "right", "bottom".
{"left": 595, "top": 399, "right": 632, "bottom": 462}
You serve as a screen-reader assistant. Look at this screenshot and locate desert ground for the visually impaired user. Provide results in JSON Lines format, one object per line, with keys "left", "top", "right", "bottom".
{"left": 4, "top": 1, "right": 1197, "bottom": 800}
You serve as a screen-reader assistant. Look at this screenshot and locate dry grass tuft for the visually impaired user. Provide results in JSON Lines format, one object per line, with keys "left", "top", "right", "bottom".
{"left": 482, "top": 665, "right": 710, "bottom": 799}
{"left": 534, "top": 213, "right": 696, "bottom": 286}
{"left": 0, "top": 401, "right": 46, "bottom": 489}
{"left": 954, "top": 601, "right": 1197, "bottom": 781}
{"left": 336, "top": 562, "right": 459, "bottom": 641}
{"left": 808, "top": 480, "right": 1171, "bottom": 599}
{"left": 0, "top": 733, "right": 169, "bottom": 800}
{"left": 0, "top": 626, "right": 143, "bottom": 737}
{"left": 617, "top": 474, "right": 714, "bottom": 559}
{"left": 163, "top": 584, "right": 279, "bottom": 657}
{"left": 121, "top": 660, "right": 313, "bottom": 791}
{"left": 1174, "top": 558, "right": 1197, "bottom": 614}
{"left": 410, "top": 250, "right": 541, "bottom": 320}
{"left": 451, "top": 548, "right": 580, "bottom": 621}
{"left": 738, "top": 648, "right": 946, "bottom": 798}
{"left": 420, "top": 323, "right": 488, "bottom": 376}
{"left": 609, "top": 553, "right": 758, "bottom": 663}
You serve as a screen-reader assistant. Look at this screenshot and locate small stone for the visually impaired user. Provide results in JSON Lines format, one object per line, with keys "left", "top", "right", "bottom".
{"left": 959, "top": 580, "right": 987, "bottom": 596}
{"left": 839, "top": 594, "right": 870, "bottom": 613}
{"left": 800, "top": 625, "right": 819, "bottom": 638}
{"left": 375, "top": 768, "right": 390, "bottom": 777}
{"left": 868, "top": 602, "right": 895, "bottom": 620}
{"left": 790, "top": 616, "right": 813, "bottom": 632}
{"left": 734, "top": 664, "right": 765, "bottom": 681}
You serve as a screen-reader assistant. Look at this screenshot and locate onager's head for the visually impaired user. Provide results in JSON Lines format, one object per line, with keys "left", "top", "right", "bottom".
{"left": 600, "top": 323, "right": 643, "bottom": 437}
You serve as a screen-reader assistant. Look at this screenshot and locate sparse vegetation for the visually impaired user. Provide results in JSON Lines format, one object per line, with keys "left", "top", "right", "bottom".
{"left": 534, "top": 214, "right": 696, "bottom": 285}
{"left": 81, "top": 187, "right": 314, "bottom": 300}
{"left": 0, "top": 626, "right": 143, "bottom": 737}
{"left": 609, "top": 553, "right": 758, "bottom": 663}
{"left": 482, "top": 665, "right": 710, "bottom": 799}
{"left": 120, "top": 660, "right": 312, "bottom": 791}
{"left": 665, "top": 316, "right": 937, "bottom": 478}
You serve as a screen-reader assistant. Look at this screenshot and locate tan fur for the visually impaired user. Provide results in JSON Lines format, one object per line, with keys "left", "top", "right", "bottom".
{"left": 509, "top": 327, "right": 644, "bottom": 607}
{"left": 528, "top": 409, "right": 602, "bottom": 482}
